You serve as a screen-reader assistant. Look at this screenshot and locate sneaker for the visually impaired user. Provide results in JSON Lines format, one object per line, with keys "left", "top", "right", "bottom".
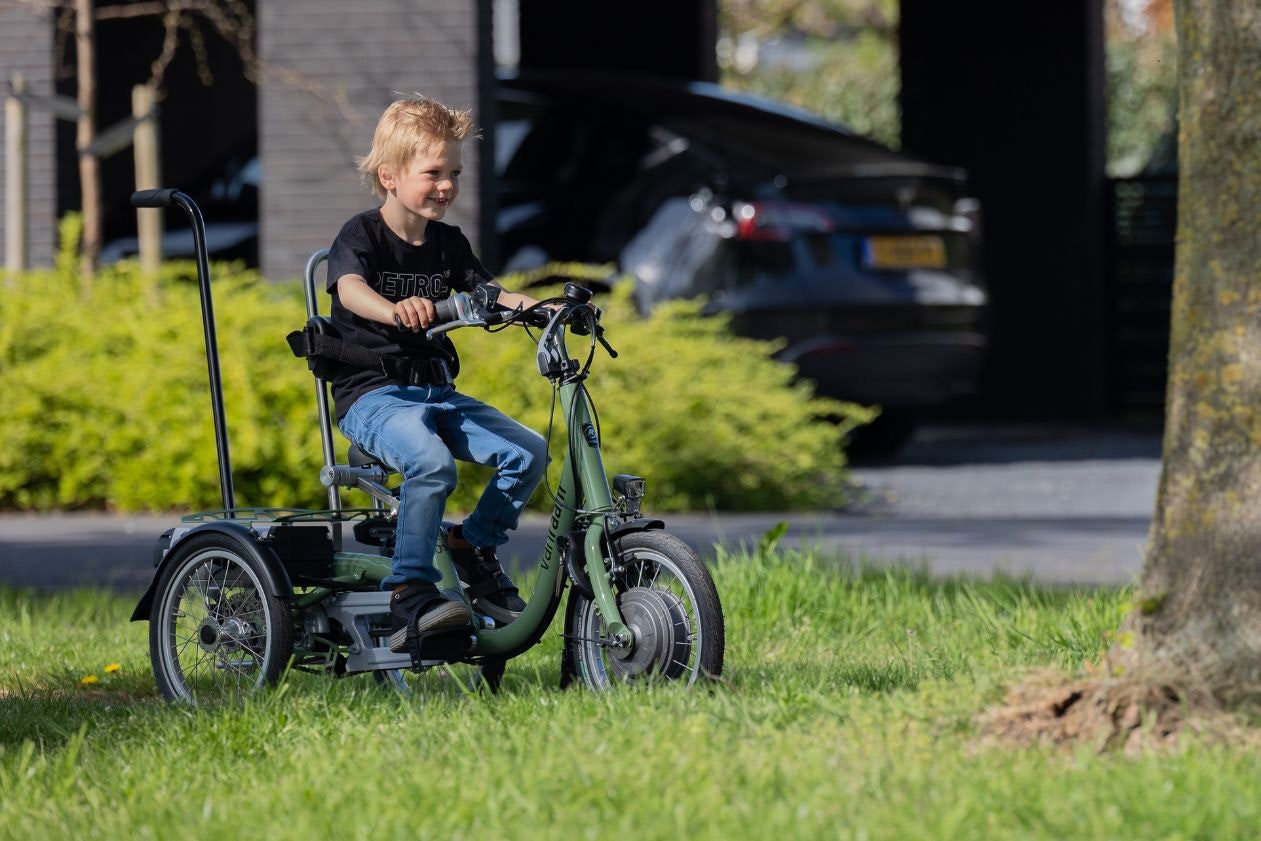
{"left": 447, "top": 526, "right": 527, "bottom": 625}
{"left": 387, "top": 582, "right": 474, "bottom": 653}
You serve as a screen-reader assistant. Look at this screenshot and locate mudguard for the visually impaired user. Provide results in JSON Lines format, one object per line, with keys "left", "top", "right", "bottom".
{"left": 606, "top": 517, "right": 665, "bottom": 542}
{"left": 129, "top": 520, "right": 294, "bottom": 621}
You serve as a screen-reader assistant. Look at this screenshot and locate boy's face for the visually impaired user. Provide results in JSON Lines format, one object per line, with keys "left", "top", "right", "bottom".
{"left": 379, "top": 142, "right": 462, "bottom": 222}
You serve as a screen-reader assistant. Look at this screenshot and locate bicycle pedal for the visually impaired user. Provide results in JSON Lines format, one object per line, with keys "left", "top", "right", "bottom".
{"left": 406, "top": 628, "right": 475, "bottom": 668}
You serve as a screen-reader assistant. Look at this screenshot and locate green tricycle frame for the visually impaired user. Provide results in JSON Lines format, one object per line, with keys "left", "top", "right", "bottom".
{"left": 127, "top": 188, "right": 725, "bottom": 703}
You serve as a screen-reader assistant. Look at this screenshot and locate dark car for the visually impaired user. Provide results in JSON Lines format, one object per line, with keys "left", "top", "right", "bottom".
{"left": 496, "top": 71, "right": 987, "bottom": 447}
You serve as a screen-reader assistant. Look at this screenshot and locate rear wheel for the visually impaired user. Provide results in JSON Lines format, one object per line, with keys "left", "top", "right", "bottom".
{"left": 567, "top": 531, "right": 724, "bottom": 690}
{"left": 149, "top": 533, "right": 293, "bottom": 704}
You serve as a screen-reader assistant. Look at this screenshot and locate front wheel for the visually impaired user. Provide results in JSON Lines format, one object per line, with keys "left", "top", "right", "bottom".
{"left": 149, "top": 532, "right": 293, "bottom": 703}
{"left": 567, "top": 530, "right": 724, "bottom": 690}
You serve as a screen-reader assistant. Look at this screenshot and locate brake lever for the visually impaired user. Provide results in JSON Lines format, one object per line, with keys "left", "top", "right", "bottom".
{"left": 596, "top": 326, "right": 618, "bottom": 358}
{"left": 426, "top": 320, "right": 471, "bottom": 338}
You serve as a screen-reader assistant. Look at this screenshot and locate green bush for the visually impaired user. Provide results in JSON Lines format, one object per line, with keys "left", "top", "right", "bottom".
{"left": 0, "top": 232, "right": 870, "bottom": 513}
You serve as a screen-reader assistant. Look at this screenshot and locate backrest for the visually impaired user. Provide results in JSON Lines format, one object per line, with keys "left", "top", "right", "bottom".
{"left": 303, "top": 249, "right": 343, "bottom": 510}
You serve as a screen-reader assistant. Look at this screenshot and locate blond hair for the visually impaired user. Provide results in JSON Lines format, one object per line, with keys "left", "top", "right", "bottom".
{"left": 357, "top": 95, "right": 477, "bottom": 200}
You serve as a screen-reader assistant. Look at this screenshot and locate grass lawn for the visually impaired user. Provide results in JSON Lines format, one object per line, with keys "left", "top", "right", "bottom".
{"left": 2, "top": 545, "right": 1258, "bottom": 840}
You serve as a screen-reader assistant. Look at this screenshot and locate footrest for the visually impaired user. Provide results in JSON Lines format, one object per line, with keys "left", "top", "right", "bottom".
{"left": 407, "top": 628, "right": 476, "bottom": 668}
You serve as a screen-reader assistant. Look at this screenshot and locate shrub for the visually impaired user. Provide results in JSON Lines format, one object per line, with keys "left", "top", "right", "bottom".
{"left": 0, "top": 221, "right": 318, "bottom": 512}
{"left": 0, "top": 234, "right": 870, "bottom": 513}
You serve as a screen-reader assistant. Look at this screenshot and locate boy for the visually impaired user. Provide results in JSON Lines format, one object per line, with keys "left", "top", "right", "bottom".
{"left": 327, "top": 95, "right": 548, "bottom": 651}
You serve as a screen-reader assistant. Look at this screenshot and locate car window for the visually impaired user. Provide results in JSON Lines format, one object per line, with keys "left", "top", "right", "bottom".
{"left": 663, "top": 113, "right": 902, "bottom": 175}
{"left": 496, "top": 119, "right": 533, "bottom": 173}
{"left": 498, "top": 105, "right": 590, "bottom": 184}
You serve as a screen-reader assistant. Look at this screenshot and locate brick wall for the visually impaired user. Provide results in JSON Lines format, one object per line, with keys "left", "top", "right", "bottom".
{"left": 258, "top": 0, "right": 489, "bottom": 282}
{"left": 0, "top": 4, "right": 56, "bottom": 268}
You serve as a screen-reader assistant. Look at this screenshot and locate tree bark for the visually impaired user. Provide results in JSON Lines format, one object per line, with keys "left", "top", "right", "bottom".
{"left": 75, "top": 0, "right": 100, "bottom": 284}
{"left": 1134, "top": 0, "right": 1261, "bottom": 701}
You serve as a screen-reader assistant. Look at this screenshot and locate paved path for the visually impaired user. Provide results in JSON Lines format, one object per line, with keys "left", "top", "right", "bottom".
{"left": 0, "top": 424, "right": 1161, "bottom": 592}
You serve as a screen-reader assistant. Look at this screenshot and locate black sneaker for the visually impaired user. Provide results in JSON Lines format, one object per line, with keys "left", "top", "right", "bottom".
{"left": 447, "top": 526, "right": 526, "bottom": 625}
{"left": 387, "top": 582, "right": 474, "bottom": 653}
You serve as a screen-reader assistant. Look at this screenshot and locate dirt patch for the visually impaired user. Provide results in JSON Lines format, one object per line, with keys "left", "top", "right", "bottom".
{"left": 977, "top": 674, "right": 1252, "bottom": 753}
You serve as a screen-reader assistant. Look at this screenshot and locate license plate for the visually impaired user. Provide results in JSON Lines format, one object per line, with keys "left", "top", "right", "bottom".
{"left": 862, "top": 235, "right": 947, "bottom": 269}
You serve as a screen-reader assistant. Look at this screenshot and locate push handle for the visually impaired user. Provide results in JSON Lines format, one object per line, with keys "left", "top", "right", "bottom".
{"left": 130, "top": 188, "right": 180, "bottom": 208}
{"left": 128, "top": 186, "right": 236, "bottom": 511}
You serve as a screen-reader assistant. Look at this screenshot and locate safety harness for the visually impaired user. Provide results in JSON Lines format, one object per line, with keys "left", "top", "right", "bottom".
{"left": 286, "top": 317, "right": 455, "bottom": 386}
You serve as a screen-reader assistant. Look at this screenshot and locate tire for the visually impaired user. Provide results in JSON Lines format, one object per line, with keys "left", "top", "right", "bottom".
{"left": 568, "top": 530, "right": 724, "bottom": 690}
{"left": 149, "top": 532, "right": 293, "bottom": 704}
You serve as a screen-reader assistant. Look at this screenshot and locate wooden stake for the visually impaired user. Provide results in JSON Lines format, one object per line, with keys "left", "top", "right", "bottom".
{"left": 5, "top": 74, "right": 27, "bottom": 274}
{"left": 133, "top": 84, "right": 162, "bottom": 276}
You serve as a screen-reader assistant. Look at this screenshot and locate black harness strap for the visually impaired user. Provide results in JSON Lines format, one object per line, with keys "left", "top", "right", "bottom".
{"left": 286, "top": 321, "right": 454, "bottom": 385}
{"left": 288, "top": 327, "right": 390, "bottom": 373}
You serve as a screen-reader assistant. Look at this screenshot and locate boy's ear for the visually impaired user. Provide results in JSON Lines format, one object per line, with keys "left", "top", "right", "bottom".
{"left": 377, "top": 164, "right": 395, "bottom": 192}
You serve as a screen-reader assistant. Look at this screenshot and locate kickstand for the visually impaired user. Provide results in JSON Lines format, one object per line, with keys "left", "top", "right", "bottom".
{"left": 477, "top": 658, "right": 506, "bottom": 694}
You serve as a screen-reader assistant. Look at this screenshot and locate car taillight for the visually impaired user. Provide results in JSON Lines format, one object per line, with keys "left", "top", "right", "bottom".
{"left": 734, "top": 201, "right": 835, "bottom": 241}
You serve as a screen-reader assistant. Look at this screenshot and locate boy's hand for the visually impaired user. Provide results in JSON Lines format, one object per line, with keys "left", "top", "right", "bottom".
{"left": 392, "top": 296, "right": 436, "bottom": 332}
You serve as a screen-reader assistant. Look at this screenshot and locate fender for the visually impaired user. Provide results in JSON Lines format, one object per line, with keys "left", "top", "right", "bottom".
{"left": 130, "top": 520, "right": 294, "bottom": 621}
{"left": 606, "top": 517, "right": 665, "bottom": 543}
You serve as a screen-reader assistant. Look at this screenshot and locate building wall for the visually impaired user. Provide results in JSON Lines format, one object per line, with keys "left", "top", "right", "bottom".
{"left": 0, "top": 4, "right": 57, "bottom": 268}
{"left": 258, "top": 0, "right": 489, "bottom": 281}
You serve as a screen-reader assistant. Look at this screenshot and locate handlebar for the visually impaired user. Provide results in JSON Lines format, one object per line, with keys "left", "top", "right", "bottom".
{"left": 424, "top": 282, "right": 617, "bottom": 374}
{"left": 426, "top": 284, "right": 590, "bottom": 337}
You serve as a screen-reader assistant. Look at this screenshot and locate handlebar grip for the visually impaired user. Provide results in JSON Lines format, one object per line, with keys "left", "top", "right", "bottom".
{"left": 433, "top": 296, "right": 458, "bottom": 324}
{"left": 131, "top": 188, "right": 180, "bottom": 208}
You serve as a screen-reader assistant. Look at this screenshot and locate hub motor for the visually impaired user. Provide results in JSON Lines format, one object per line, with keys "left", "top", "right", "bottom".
{"left": 606, "top": 587, "right": 691, "bottom": 681}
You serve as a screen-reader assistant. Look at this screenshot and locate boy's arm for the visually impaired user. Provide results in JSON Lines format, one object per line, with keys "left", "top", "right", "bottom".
{"left": 337, "top": 274, "right": 437, "bottom": 332}
{"left": 491, "top": 287, "right": 541, "bottom": 312}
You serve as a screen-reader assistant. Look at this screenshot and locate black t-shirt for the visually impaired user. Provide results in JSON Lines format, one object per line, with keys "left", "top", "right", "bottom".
{"left": 325, "top": 209, "right": 493, "bottom": 418}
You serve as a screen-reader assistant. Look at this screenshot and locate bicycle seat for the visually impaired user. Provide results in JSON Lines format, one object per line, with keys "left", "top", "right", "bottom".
{"left": 348, "top": 443, "right": 395, "bottom": 473}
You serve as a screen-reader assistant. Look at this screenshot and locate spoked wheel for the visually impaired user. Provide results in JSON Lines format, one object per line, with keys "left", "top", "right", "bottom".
{"left": 149, "top": 532, "right": 293, "bottom": 704}
{"left": 568, "top": 531, "right": 724, "bottom": 690}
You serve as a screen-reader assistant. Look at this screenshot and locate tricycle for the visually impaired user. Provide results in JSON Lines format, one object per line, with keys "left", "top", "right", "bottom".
{"left": 127, "top": 188, "right": 725, "bottom": 703}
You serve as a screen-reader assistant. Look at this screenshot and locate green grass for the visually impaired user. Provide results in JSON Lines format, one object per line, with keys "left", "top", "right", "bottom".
{"left": 2, "top": 547, "right": 1259, "bottom": 840}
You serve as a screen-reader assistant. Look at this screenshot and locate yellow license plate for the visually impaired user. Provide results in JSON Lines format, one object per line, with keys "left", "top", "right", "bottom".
{"left": 863, "top": 235, "right": 947, "bottom": 269}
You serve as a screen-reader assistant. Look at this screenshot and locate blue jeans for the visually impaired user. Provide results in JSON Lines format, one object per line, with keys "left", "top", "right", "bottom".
{"left": 338, "top": 384, "right": 548, "bottom": 589}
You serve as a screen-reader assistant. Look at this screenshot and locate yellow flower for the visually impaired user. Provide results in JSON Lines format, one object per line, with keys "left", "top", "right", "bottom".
{"left": 104, "top": 663, "right": 121, "bottom": 674}
{"left": 80, "top": 674, "right": 99, "bottom": 686}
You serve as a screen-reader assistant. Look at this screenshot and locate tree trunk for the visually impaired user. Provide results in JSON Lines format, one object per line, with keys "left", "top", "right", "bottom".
{"left": 1133, "top": 0, "right": 1261, "bottom": 701}
{"left": 75, "top": 0, "right": 100, "bottom": 285}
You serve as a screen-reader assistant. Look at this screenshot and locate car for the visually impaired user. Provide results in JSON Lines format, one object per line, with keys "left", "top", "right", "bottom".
{"left": 495, "top": 70, "right": 988, "bottom": 451}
